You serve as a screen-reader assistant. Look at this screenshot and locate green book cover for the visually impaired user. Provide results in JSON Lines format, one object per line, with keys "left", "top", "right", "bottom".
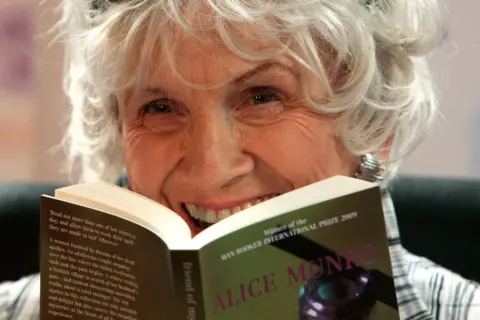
{"left": 39, "top": 176, "right": 399, "bottom": 320}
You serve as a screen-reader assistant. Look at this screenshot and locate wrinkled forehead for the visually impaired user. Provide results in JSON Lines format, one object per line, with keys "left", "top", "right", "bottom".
{"left": 94, "top": 0, "right": 340, "bottom": 101}
{"left": 114, "top": 5, "right": 296, "bottom": 90}
{"left": 126, "top": 34, "right": 298, "bottom": 97}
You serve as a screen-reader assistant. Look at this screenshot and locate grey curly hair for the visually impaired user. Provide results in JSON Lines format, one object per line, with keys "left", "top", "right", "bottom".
{"left": 58, "top": 0, "right": 443, "bottom": 183}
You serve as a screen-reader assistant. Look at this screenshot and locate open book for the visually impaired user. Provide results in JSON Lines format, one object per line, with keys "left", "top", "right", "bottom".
{"left": 40, "top": 175, "right": 400, "bottom": 320}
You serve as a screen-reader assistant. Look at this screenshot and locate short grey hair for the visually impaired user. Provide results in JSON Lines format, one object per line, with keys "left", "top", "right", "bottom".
{"left": 58, "top": 0, "right": 444, "bottom": 183}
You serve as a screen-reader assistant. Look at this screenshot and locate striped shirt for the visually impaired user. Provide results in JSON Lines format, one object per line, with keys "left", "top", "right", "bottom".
{"left": 1, "top": 188, "right": 479, "bottom": 319}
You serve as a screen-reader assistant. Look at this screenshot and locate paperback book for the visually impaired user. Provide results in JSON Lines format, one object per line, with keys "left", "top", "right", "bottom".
{"left": 40, "top": 175, "right": 400, "bottom": 320}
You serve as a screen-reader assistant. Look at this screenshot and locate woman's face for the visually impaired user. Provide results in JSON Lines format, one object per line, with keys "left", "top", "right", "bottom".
{"left": 122, "top": 32, "right": 358, "bottom": 235}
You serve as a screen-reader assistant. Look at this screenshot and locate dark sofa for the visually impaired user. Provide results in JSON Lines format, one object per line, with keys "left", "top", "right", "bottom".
{"left": 0, "top": 176, "right": 479, "bottom": 283}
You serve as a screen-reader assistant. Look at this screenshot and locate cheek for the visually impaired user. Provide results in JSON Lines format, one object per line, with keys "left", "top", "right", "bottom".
{"left": 122, "top": 124, "right": 182, "bottom": 201}
{"left": 244, "top": 111, "right": 355, "bottom": 187}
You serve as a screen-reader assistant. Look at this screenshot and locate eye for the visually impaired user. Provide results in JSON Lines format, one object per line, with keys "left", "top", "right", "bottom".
{"left": 137, "top": 100, "right": 174, "bottom": 118}
{"left": 251, "top": 93, "right": 276, "bottom": 105}
{"left": 135, "top": 98, "right": 186, "bottom": 133}
{"left": 246, "top": 87, "right": 285, "bottom": 106}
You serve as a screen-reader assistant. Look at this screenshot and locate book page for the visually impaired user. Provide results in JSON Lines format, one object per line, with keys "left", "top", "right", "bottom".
{"left": 195, "top": 188, "right": 400, "bottom": 320}
{"left": 54, "top": 181, "right": 191, "bottom": 247}
{"left": 39, "top": 196, "right": 176, "bottom": 320}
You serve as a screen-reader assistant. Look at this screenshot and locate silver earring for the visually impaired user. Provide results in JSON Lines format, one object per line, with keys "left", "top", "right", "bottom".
{"left": 355, "top": 154, "right": 385, "bottom": 183}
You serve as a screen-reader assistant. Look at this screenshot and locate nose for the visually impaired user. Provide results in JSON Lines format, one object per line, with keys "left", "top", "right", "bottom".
{"left": 179, "top": 114, "right": 254, "bottom": 191}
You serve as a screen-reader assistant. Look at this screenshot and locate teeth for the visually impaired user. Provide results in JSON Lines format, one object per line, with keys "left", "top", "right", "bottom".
{"left": 218, "top": 210, "right": 230, "bottom": 220}
{"left": 204, "top": 210, "right": 216, "bottom": 223}
{"left": 186, "top": 204, "right": 197, "bottom": 217}
{"left": 233, "top": 206, "right": 241, "bottom": 213}
{"left": 184, "top": 195, "right": 277, "bottom": 226}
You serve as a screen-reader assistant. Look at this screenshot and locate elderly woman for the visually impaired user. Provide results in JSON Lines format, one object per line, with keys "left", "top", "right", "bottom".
{"left": 1, "top": 0, "right": 479, "bottom": 318}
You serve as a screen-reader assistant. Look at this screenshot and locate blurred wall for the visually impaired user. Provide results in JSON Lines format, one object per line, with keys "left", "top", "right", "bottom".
{"left": 0, "top": 0, "right": 479, "bottom": 182}
{"left": 0, "top": 1, "right": 37, "bottom": 181}
{"left": 399, "top": 0, "right": 480, "bottom": 179}
{"left": 0, "top": 0, "right": 67, "bottom": 182}
{"left": 33, "top": 0, "right": 67, "bottom": 182}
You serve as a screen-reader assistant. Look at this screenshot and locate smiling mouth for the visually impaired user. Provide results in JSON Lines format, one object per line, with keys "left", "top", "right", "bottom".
{"left": 182, "top": 195, "right": 279, "bottom": 229}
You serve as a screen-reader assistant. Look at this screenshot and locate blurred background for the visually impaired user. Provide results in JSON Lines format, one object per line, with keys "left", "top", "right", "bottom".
{"left": 0, "top": 0, "right": 479, "bottom": 183}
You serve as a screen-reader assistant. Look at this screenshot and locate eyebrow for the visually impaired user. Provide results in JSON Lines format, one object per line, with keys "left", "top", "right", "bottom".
{"left": 138, "top": 87, "right": 170, "bottom": 96}
{"left": 231, "top": 61, "right": 297, "bottom": 85}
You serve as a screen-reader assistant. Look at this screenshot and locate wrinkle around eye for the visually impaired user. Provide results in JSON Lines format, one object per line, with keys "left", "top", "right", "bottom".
{"left": 236, "top": 93, "right": 306, "bottom": 119}
{"left": 124, "top": 126, "right": 154, "bottom": 148}
{"left": 141, "top": 110, "right": 187, "bottom": 133}
{"left": 243, "top": 102, "right": 318, "bottom": 128}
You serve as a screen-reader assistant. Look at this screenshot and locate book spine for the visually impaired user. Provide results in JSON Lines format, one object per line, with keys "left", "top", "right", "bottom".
{"left": 171, "top": 250, "right": 206, "bottom": 320}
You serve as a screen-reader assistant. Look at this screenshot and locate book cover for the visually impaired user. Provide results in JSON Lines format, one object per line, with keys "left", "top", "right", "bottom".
{"left": 39, "top": 182, "right": 399, "bottom": 320}
{"left": 183, "top": 187, "right": 399, "bottom": 320}
{"left": 39, "top": 196, "right": 178, "bottom": 320}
